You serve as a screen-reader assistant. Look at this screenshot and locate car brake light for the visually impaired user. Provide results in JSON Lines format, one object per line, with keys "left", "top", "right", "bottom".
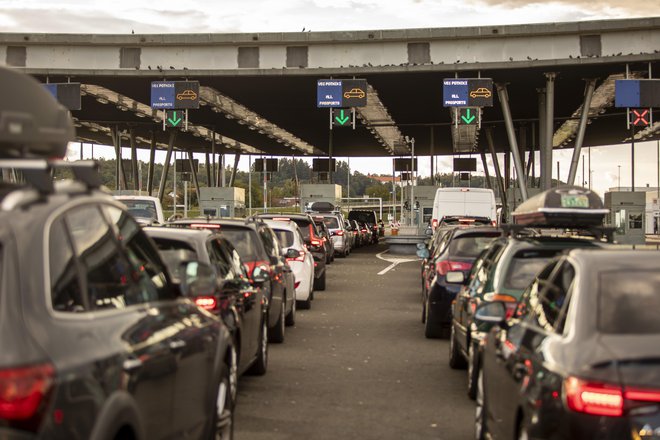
{"left": 361, "top": 228, "right": 367, "bottom": 233}
{"left": 436, "top": 260, "right": 472, "bottom": 276}
{"left": 308, "top": 225, "right": 322, "bottom": 247}
{"left": 432, "top": 219, "right": 438, "bottom": 229}
{"left": 336, "top": 230, "right": 344, "bottom": 236}
{"left": 190, "top": 223, "right": 221, "bottom": 229}
{"left": 272, "top": 217, "right": 290, "bottom": 221}
{"left": 353, "top": 231, "right": 358, "bottom": 235}
{"left": 294, "top": 281, "right": 301, "bottom": 289}
{"left": 564, "top": 377, "right": 623, "bottom": 417}
{"left": 195, "top": 296, "right": 217, "bottom": 310}
{"left": 0, "top": 363, "right": 54, "bottom": 421}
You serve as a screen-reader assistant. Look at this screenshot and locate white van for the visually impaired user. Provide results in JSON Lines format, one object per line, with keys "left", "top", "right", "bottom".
{"left": 114, "top": 195, "right": 165, "bottom": 225}
{"left": 430, "top": 187, "right": 497, "bottom": 228}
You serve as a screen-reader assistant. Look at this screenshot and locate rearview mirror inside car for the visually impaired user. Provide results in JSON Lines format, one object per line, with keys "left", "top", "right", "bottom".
{"left": 180, "top": 261, "right": 217, "bottom": 297}
{"left": 445, "top": 271, "right": 465, "bottom": 284}
{"left": 474, "top": 301, "right": 507, "bottom": 325}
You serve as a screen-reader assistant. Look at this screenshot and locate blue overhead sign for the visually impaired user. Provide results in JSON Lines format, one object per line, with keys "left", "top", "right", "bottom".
{"left": 317, "top": 79, "right": 367, "bottom": 108}
{"left": 317, "top": 80, "right": 343, "bottom": 108}
{"left": 151, "top": 82, "right": 176, "bottom": 109}
{"left": 151, "top": 81, "right": 200, "bottom": 109}
{"left": 443, "top": 78, "right": 493, "bottom": 107}
{"left": 615, "top": 79, "right": 660, "bottom": 108}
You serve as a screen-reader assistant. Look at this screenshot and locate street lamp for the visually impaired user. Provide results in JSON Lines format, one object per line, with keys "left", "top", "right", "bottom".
{"left": 405, "top": 136, "right": 415, "bottom": 227}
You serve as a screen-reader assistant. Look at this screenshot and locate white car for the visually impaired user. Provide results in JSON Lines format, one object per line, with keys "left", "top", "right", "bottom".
{"left": 264, "top": 219, "right": 315, "bottom": 309}
{"left": 114, "top": 194, "right": 165, "bottom": 225}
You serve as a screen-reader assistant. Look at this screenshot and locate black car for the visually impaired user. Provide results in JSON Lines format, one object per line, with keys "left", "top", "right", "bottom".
{"left": 312, "top": 216, "right": 335, "bottom": 263}
{"left": 475, "top": 249, "right": 660, "bottom": 440}
{"left": 257, "top": 213, "right": 327, "bottom": 291}
{"left": 145, "top": 227, "right": 269, "bottom": 381}
{"left": 168, "top": 218, "right": 294, "bottom": 344}
{"left": 348, "top": 210, "right": 379, "bottom": 244}
{"left": 419, "top": 226, "right": 501, "bottom": 338}
{"left": 0, "top": 67, "right": 234, "bottom": 439}
{"left": 450, "top": 233, "right": 604, "bottom": 399}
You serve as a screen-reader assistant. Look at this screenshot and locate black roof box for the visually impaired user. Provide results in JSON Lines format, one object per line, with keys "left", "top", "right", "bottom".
{"left": 512, "top": 186, "right": 608, "bottom": 227}
{"left": 309, "top": 201, "right": 337, "bottom": 212}
{"left": 0, "top": 67, "right": 75, "bottom": 159}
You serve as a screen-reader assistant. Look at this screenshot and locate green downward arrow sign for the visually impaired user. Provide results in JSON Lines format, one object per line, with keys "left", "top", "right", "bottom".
{"left": 168, "top": 111, "right": 182, "bottom": 127}
{"left": 335, "top": 109, "right": 350, "bottom": 125}
{"left": 461, "top": 108, "right": 476, "bottom": 124}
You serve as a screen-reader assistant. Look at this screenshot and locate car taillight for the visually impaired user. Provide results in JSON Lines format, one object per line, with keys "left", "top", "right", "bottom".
{"left": 361, "top": 228, "right": 367, "bottom": 233}
{"left": 335, "top": 230, "right": 344, "bottom": 236}
{"left": 294, "top": 281, "right": 301, "bottom": 289}
{"left": 432, "top": 219, "right": 438, "bottom": 229}
{"left": 195, "top": 296, "right": 217, "bottom": 310}
{"left": 286, "top": 250, "right": 305, "bottom": 262}
{"left": 436, "top": 260, "right": 472, "bottom": 276}
{"left": 0, "top": 363, "right": 54, "bottom": 422}
{"left": 564, "top": 377, "right": 623, "bottom": 417}
{"left": 490, "top": 294, "right": 517, "bottom": 319}
{"left": 308, "top": 225, "right": 323, "bottom": 247}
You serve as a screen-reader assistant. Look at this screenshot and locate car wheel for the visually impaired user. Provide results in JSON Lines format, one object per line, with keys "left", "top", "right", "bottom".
{"left": 518, "top": 418, "right": 530, "bottom": 440}
{"left": 211, "top": 361, "right": 234, "bottom": 440}
{"left": 475, "top": 368, "right": 488, "bottom": 440}
{"left": 268, "top": 300, "right": 285, "bottom": 343}
{"left": 467, "top": 342, "right": 479, "bottom": 400}
{"left": 285, "top": 295, "right": 296, "bottom": 326}
{"left": 448, "top": 325, "right": 467, "bottom": 369}
{"left": 314, "top": 271, "right": 326, "bottom": 291}
{"left": 421, "top": 300, "right": 426, "bottom": 324}
{"left": 247, "top": 319, "right": 268, "bottom": 376}
{"left": 423, "top": 299, "right": 443, "bottom": 339}
{"left": 227, "top": 345, "right": 238, "bottom": 405}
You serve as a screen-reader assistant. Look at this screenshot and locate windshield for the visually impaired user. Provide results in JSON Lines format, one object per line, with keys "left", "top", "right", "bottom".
{"left": 220, "top": 227, "right": 260, "bottom": 261}
{"left": 323, "top": 217, "right": 340, "bottom": 230}
{"left": 448, "top": 234, "right": 498, "bottom": 258}
{"left": 119, "top": 200, "right": 157, "bottom": 220}
{"left": 273, "top": 229, "right": 294, "bottom": 248}
{"left": 599, "top": 271, "right": 660, "bottom": 334}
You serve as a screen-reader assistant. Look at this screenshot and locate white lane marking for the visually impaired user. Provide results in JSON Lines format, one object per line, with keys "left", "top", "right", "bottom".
{"left": 376, "top": 250, "right": 419, "bottom": 275}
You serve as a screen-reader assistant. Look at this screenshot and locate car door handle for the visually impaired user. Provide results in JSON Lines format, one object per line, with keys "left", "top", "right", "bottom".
{"left": 169, "top": 339, "right": 187, "bottom": 352}
{"left": 122, "top": 358, "right": 143, "bottom": 372}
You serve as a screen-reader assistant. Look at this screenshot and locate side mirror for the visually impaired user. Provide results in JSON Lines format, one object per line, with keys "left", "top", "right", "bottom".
{"left": 474, "top": 301, "right": 507, "bottom": 325}
{"left": 180, "top": 261, "right": 217, "bottom": 297}
{"left": 285, "top": 248, "right": 301, "bottom": 259}
{"left": 416, "top": 242, "right": 426, "bottom": 250}
{"left": 252, "top": 265, "right": 270, "bottom": 284}
{"left": 416, "top": 248, "right": 430, "bottom": 259}
{"left": 445, "top": 271, "right": 465, "bottom": 284}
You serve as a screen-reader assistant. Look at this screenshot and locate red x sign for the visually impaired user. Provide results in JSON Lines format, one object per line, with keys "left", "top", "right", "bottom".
{"left": 632, "top": 109, "right": 650, "bottom": 126}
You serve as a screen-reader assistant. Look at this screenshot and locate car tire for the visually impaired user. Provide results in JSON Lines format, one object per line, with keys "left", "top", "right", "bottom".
{"left": 285, "top": 296, "right": 296, "bottom": 326}
{"left": 268, "top": 300, "right": 285, "bottom": 343}
{"left": 247, "top": 319, "right": 268, "bottom": 376}
{"left": 423, "top": 299, "right": 444, "bottom": 339}
{"left": 448, "top": 325, "right": 467, "bottom": 369}
{"left": 314, "top": 271, "right": 326, "bottom": 291}
{"left": 518, "top": 417, "right": 530, "bottom": 440}
{"left": 421, "top": 300, "right": 426, "bottom": 324}
{"left": 467, "top": 342, "right": 479, "bottom": 400}
{"left": 210, "top": 361, "right": 235, "bottom": 440}
{"left": 475, "top": 368, "right": 488, "bottom": 440}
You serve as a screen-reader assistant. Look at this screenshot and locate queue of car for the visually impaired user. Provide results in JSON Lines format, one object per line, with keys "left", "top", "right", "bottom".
{"left": 418, "top": 185, "right": 660, "bottom": 440}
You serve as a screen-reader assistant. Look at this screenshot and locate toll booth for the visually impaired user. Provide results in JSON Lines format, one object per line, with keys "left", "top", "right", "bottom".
{"left": 404, "top": 185, "right": 442, "bottom": 227}
{"left": 199, "top": 187, "right": 246, "bottom": 218}
{"left": 604, "top": 191, "right": 646, "bottom": 245}
{"left": 301, "top": 184, "right": 342, "bottom": 212}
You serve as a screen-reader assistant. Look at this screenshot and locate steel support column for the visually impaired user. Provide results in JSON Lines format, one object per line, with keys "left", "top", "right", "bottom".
{"left": 543, "top": 73, "right": 557, "bottom": 189}
{"left": 129, "top": 129, "right": 139, "bottom": 191}
{"left": 480, "top": 148, "right": 492, "bottom": 191}
{"left": 538, "top": 89, "right": 548, "bottom": 189}
{"left": 211, "top": 133, "right": 216, "bottom": 187}
{"left": 496, "top": 83, "right": 528, "bottom": 200}
{"left": 205, "top": 152, "right": 211, "bottom": 187}
{"left": 430, "top": 126, "right": 435, "bottom": 185}
{"left": 486, "top": 128, "right": 507, "bottom": 218}
{"left": 158, "top": 131, "right": 176, "bottom": 202}
{"left": 147, "top": 131, "right": 156, "bottom": 196}
{"left": 229, "top": 152, "right": 240, "bottom": 187}
{"left": 188, "top": 152, "right": 201, "bottom": 206}
{"left": 567, "top": 79, "right": 597, "bottom": 186}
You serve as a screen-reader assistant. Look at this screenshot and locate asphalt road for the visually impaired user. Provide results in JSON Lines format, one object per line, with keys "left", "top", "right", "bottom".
{"left": 235, "top": 242, "right": 475, "bottom": 440}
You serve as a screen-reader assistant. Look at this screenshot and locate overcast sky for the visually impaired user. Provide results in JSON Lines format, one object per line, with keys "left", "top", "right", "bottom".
{"left": 4, "top": 0, "right": 658, "bottom": 198}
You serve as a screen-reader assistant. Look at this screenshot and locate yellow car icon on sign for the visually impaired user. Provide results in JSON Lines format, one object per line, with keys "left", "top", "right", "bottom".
{"left": 469, "top": 88, "right": 492, "bottom": 99}
{"left": 343, "top": 88, "right": 366, "bottom": 99}
{"left": 176, "top": 89, "right": 198, "bottom": 101}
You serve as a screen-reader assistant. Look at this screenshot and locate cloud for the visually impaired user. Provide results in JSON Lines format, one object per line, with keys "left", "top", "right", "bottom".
{"left": 472, "top": 0, "right": 660, "bottom": 15}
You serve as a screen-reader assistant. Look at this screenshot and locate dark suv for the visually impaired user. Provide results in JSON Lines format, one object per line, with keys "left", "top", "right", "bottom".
{"left": 0, "top": 67, "right": 235, "bottom": 439}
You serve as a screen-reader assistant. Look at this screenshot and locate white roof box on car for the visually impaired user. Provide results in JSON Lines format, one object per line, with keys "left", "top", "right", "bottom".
{"left": 512, "top": 186, "right": 608, "bottom": 227}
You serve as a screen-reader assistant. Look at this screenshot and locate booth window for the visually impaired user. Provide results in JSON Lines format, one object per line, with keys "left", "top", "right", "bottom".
{"left": 629, "top": 213, "right": 642, "bottom": 230}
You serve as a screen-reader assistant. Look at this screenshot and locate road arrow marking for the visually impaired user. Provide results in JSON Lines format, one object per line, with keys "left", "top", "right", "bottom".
{"left": 335, "top": 109, "right": 350, "bottom": 125}
{"left": 168, "top": 111, "right": 182, "bottom": 127}
{"left": 461, "top": 108, "right": 476, "bottom": 124}
{"left": 375, "top": 250, "right": 419, "bottom": 275}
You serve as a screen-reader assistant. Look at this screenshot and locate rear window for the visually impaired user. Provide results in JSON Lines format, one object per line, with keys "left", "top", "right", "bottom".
{"left": 219, "top": 227, "right": 261, "bottom": 261}
{"left": 119, "top": 200, "right": 157, "bottom": 220}
{"left": 323, "top": 217, "right": 339, "bottom": 229}
{"left": 502, "top": 250, "right": 557, "bottom": 292}
{"left": 290, "top": 219, "right": 314, "bottom": 240}
{"left": 348, "top": 211, "right": 376, "bottom": 224}
{"left": 599, "top": 271, "right": 660, "bottom": 334}
{"left": 273, "top": 229, "right": 294, "bottom": 248}
{"left": 448, "top": 234, "right": 498, "bottom": 258}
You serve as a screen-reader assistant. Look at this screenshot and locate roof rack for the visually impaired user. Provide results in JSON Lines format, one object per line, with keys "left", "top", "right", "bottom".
{"left": 0, "top": 159, "right": 102, "bottom": 194}
{"left": 501, "top": 224, "right": 615, "bottom": 243}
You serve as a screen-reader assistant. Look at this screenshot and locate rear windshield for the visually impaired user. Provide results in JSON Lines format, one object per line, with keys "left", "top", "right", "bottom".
{"left": 502, "top": 249, "right": 557, "bottom": 292}
{"left": 323, "top": 217, "right": 340, "bottom": 229}
{"left": 119, "top": 200, "right": 157, "bottom": 220}
{"left": 348, "top": 211, "right": 376, "bottom": 224}
{"left": 290, "top": 219, "right": 313, "bottom": 240}
{"left": 273, "top": 229, "right": 294, "bottom": 248}
{"left": 150, "top": 238, "right": 197, "bottom": 282}
{"left": 599, "top": 271, "right": 660, "bottom": 334}
{"left": 448, "top": 234, "right": 498, "bottom": 258}
{"left": 219, "top": 227, "right": 262, "bottom": 261}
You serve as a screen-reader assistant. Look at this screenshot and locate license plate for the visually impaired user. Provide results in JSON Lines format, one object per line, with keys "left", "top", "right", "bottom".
{"left": 561, "top": 194, "right": 589, "bottom": 208}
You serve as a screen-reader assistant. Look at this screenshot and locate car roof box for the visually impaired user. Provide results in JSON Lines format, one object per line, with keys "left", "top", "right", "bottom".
{"left": 512, "top": 186, "right": 608, "bottom": 227}
{"left": 309, "top": 201, "right": 336, "bottom": 212}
